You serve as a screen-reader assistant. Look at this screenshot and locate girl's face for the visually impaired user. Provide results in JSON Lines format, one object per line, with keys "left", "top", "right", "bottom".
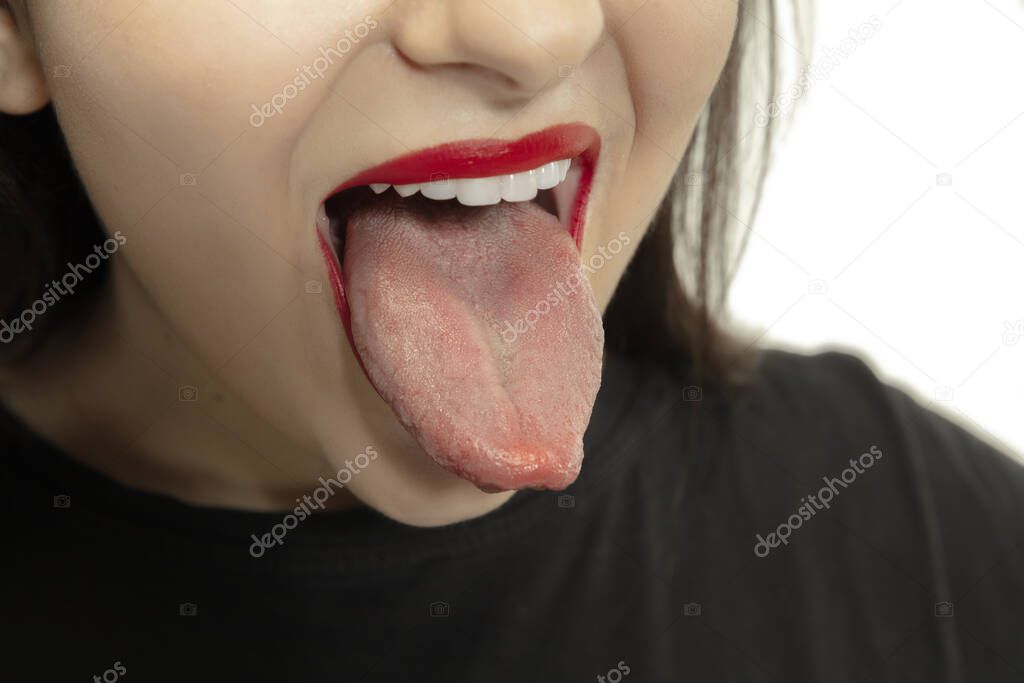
{"left": 16, "top": 1, "right": 736, "bottom": 524}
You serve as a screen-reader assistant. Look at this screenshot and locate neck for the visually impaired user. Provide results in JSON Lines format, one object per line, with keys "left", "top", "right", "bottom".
{"left": 0, "top": 260, "right": 358, "bottom": 512}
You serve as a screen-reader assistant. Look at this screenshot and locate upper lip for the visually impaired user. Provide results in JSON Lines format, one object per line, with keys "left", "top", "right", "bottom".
{"left": 321, "top": 122, "right": 600, "bottom": 198}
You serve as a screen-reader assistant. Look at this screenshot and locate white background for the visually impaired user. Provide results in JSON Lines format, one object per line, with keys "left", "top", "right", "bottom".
{"left": 728, "top": 0, "right": 1024, "bottom": 459}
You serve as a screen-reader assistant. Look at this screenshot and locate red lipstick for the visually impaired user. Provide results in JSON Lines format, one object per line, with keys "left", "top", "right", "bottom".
{"left": 322, "top": 122, "right": 600, "bottom": 244}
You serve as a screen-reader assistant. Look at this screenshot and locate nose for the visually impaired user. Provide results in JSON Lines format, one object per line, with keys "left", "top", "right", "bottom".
{"left": 393, "top": 0, "right": 605, "bottom": 94}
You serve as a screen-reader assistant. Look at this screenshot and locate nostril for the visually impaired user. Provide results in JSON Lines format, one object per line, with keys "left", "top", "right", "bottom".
{"left": 393, "top": 42, "right": 522, "bottom": 93}
{"left": 393, "top": 0, "right": 604, "bottom": 95}
{"left": 450, "top": 62, "right": 521, "bottom": 91}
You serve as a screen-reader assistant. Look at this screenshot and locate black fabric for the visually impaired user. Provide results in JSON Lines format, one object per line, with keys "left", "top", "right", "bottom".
{"left": 3, "top": 349, "right": 1023, "bottom": 682}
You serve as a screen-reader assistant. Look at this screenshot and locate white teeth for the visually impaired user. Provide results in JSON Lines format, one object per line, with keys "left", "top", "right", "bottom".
{"left": 557, "top": 159, "right": 570, "bottom": 181}
{"left": 364, "top": 158, "right": 573, "bottom": 207}
{"left": 536, "top": 161, "right": 567, "bottom": 190}
{"left": 316, "top": 203, "right": 329, "bottom": 228}
{"left": 420, "top": 177, "right": 457, "bottom": 200}
{"left": 455, "top": 177, "right": 502, "bottom": 206}
{"left": 500, "top": 170, "right": 538, "bottom": 202}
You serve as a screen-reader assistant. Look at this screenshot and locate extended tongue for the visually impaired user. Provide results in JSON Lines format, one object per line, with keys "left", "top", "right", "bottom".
{"left": 342, "top": 194, "right": 603, "bottom": 491}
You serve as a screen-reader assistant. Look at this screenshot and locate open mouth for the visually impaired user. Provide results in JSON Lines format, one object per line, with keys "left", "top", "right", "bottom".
{"left": 315, "top": 123, "right": 605, "bottom": 492}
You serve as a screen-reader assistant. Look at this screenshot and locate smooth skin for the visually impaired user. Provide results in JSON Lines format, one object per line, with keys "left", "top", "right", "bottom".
{"left": 0, "top": 1, "right": 736, "bottom": 526}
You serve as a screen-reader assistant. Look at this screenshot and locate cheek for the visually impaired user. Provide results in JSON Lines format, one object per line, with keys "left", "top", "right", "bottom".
{"left": 31, "top": 2, "right": 350, "bottom": 362}
{"left": 588, "top": 0, "right": 737, "bottom": 305}
{"left": 40, "top": 2, "right": 297, "bottom": 169}
{"left": 34, "top": 1, "right": 370, "bottom": 251}
{"left": 38, "top": 4, "right": 294, "bottom": 254}
{"left": 619, "top": 0, "right": 738, "bottom": 147}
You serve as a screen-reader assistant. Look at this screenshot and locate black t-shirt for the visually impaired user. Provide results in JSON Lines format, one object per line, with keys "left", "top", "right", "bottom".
{"left": 3, "top": 350, "right": 1023, "bottom": 682}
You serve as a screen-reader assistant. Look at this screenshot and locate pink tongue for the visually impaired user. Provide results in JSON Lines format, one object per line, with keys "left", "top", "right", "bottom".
{"left": 343, "top": 195, "right": 603, "bottom": 491}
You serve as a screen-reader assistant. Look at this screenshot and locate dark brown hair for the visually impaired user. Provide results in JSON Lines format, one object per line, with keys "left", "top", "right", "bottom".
{"left": 604, "top": 3, "right": 792, "bottom": 392}
{"left": 0, "top": 2, "right": 792, "bottom": 389}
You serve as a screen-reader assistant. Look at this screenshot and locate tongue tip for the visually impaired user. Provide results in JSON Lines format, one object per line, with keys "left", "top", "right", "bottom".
{"left": 439, "top": 444, "right": 584, "bottom": 493}
{"left": 465, "top": 469, "right": 580, "bottom": 493}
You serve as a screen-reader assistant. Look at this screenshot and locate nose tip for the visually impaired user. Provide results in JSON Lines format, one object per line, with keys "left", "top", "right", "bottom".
{"left": 394, "top": 0, "right": 605, "bottom": 94}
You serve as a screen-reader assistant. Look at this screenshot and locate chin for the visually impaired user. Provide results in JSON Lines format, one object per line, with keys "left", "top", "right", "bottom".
{"left": 311, "top": 416, "right": 517, "bottom": 527}
{"left": 351, "top": 451, "right": 518, "bottom": 528}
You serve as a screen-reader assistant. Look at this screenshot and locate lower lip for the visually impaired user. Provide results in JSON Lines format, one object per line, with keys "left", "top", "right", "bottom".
{"left": 317, "top": 123, "right": 601, "bottom": 341}
{"left": 318, "top": 230, "right": 358, "bottom": 352}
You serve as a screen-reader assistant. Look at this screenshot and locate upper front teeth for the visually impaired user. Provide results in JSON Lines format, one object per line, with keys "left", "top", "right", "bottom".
{"left": 369, "top": 159, "right": 571, "bottom": 207}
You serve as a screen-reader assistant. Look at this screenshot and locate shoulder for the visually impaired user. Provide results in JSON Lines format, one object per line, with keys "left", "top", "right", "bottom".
{"left": 711, "top": 349, "right": 1024, "bottom": 664}
{"left": 735, "top": 348, "right": 1024, "bottom": 516}
{"left": 673, "top": 348, "right": 1024, "bottom": 675}
{"left": 721, "top": 347, "right": 1024, "bottom": 537}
